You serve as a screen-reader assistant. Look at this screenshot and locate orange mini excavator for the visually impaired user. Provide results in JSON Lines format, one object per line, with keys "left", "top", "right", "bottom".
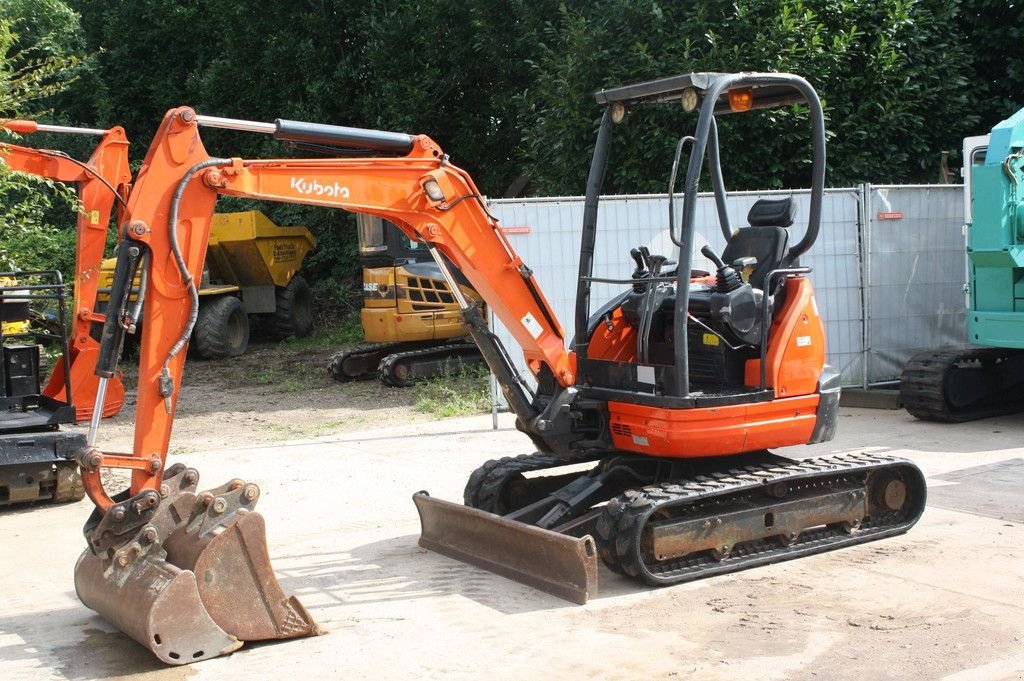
{"left": 75, "top": 73, "right": 925, "bottom": 664}
{"left": 1, "top": 120, "right": 131, "bottom": 420}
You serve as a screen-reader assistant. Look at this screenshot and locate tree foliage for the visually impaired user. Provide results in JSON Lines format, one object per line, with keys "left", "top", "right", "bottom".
{"left": 0, "top": 0, "right": 85, "bottom": 274}
{"left": 958, "top": 0, "right": 1024, "bottom": 129}
{"left": 517, "top": 0, "right": 977, "bottom": 193}
{"left": 6, "top": 0, "right": 1022, "bottom": 299}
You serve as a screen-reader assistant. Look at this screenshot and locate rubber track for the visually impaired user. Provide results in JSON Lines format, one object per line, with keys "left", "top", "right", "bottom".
{"left": 328, "top": 343, "right": 404, "bottom": 382}
{"left": 378, "top": 342, "right": 484, "bottom": 387}
{"left": 463, "top": 451, "right": 602, "bottom": 513}
{"left": 593, "top": 452, "right": 925, "bottom": 585}
{"left": 900, "top": 346, "right": 1024, "bottom": 423}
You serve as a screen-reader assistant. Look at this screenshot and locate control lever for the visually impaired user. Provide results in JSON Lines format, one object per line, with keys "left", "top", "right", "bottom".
{"left": 701, "top": 245, "right": 743, "bottom": 293}
{"left": 701, "top": 245, "right": 726, "bottom": 270}
{"left": 648, "top": 254, "right": 668, "bottom": 277}
{"left": 630, "top": 247, "right": 648, "bottom": 274}
{"left": 630, "top": 248, "right": 651, "bottom": 293}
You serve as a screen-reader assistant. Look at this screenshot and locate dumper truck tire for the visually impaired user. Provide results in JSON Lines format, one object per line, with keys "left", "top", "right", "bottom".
{"left": 273, "top": 275, "right": 313, "bottom": 339}
{"left": 193, "top": 295, "right": 249, "bottom": 359}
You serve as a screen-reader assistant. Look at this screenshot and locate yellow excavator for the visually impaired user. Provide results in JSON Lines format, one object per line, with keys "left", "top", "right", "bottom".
{"left": 328, "top": 214, "right": 484, "bottom": 386}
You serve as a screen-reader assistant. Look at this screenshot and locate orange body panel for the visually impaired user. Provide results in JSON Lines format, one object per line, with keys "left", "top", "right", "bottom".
{"left": 608, "top": 394, "right": 820, "bottom": 458}
{"left": 586, "top": 307, "right": 637, "bottom": 362}
{"left": 743, "top": 277, "right": 825, "bottom": 396}
{"left": 593, "top": 276, "right": 826, "bottom": 458}
{"left": 1, "top": 126, "right": 132, "bottom": 420}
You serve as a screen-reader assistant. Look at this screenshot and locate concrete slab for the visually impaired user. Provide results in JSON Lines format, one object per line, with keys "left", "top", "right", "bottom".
{"left": 839, "top": 387, "right": 902, "bottom": 410}
{"left": 930, "top": 458, "right": 1024, "bottom": 522}
{"left": 2, "top": 407, "right": 1023, "bottom": 680}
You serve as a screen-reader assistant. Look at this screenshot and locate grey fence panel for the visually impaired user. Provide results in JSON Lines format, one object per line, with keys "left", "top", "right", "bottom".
{"left": 487, "top": 189, "right": 863, "bottom": 406}
{"left": 865, "top": 185, "right": 966, "bottom": 383}
{"left": 484, "top": 184, "right": 967, "bottom": 408}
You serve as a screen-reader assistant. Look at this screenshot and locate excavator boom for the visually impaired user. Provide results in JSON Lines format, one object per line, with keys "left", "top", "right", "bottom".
{"left": 85, "top": 111, "right": 575, "bottom": 506}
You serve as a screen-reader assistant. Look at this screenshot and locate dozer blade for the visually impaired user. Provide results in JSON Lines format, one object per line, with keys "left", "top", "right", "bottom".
{"left": 413, "top": 491, "right": 598, "bottom": 604}
{"left": 163, "top": 511, "right": 318, "bottom": 641}
{"left": 74, "top": 550, "right": 241, "bottom": 665}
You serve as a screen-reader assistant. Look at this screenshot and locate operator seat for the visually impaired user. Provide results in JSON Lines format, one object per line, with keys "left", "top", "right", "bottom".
{"left": 720, "top": 197, "right": 797, "bottom": 292}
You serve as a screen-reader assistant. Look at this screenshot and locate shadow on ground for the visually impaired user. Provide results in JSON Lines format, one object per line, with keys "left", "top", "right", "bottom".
{"left": 273, "top": 533, "right": 649, "bottom": 621}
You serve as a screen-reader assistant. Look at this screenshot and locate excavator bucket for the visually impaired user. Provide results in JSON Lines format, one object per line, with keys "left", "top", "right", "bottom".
{"left": 74, "top": 551, "right": 241, "bottom": 664}
{"left": 74, "top": 468, "right": 318, "bottom": 665}
{"left": 162, "top": 511, "right": 317, "bottom": 641}
{"left": 413, "top": 492, "right": 598, "bottom": 604}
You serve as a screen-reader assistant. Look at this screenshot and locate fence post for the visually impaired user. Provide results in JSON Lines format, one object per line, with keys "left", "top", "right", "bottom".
{"left": 489, "top": 306, "right": 500, "bottom": 429}
{"left": 858, "top": 183, "right": 872, "bottom": 390}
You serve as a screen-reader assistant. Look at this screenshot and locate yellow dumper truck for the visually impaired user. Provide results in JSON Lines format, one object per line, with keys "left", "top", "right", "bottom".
{"left": 99, "top": 211, "right": 316, "bottom": 359}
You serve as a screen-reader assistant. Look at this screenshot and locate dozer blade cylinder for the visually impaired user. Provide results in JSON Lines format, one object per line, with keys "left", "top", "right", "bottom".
{"left": 74, "top": 551, "right": 241, "bottom": 665}
{"left": 413, "top": 491, "right": 598, "bottom": 604}
{"left": 162, "top": 511, "right": 319, "bottom": 641}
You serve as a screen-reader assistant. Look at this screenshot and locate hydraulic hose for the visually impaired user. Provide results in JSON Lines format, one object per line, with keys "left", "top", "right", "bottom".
{"left": 162, "top": 158, "right": 231, "bottom": 372}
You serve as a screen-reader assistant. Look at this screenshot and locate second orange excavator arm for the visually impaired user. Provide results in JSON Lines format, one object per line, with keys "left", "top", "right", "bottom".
{"left": 83, "top": 107, "right": 573, "bottom": 511}
{"left": 1, "top": 121, "right": 132, "bottom": 419}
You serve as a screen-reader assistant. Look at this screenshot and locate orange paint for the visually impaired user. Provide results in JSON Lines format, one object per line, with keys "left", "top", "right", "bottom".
{"left": 744, "top": 277, "right": 825, "bottom": 396}
{"left": 608, "top": 394, "right": 820, "bottom": 458}
{"left": 587, "top": 307, "right": 637, "bottom": 362}
{"left": 2, "top": 124, "right": 132, "bottom": 420}
{"left": 81, "top": 107, "right": 577, "bottom": 507}
{"left": 81, "top": 107, "right": 833, "bottom": 511}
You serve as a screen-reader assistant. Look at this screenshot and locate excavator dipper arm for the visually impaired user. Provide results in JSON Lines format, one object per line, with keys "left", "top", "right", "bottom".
{"left": 1, "top": 120, "right": 132, "bottom": 420}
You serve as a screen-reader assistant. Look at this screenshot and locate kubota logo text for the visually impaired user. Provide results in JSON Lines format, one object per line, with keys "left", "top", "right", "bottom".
{"left": 290, "top": 177, "right": 350, "bottom": 198}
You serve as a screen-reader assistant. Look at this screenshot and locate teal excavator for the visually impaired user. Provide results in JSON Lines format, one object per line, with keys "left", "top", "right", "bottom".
{"left": 902, "top": 108, "right": 1024, "bottom": 421}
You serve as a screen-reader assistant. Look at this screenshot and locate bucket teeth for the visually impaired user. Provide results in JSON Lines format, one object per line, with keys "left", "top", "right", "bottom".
{"left": 164, "top": 511, "right": 320, "bottom": 641}
{"left": 75, "top": 471, "right": 318, "bottom": 665}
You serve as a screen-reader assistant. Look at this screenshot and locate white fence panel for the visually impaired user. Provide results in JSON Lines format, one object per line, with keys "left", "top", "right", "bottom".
{"left": 865, "top": 185, "right": 966, "bottom": 384}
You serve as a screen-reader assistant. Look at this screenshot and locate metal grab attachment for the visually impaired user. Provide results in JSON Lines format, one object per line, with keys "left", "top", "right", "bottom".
{"left": 75, "top": 466, "right": 318, "bottom": 665}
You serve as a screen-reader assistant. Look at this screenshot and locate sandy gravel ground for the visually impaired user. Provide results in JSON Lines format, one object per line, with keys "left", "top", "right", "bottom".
{"left": 1, "top": 360, "right": 1023, "bottom": 681}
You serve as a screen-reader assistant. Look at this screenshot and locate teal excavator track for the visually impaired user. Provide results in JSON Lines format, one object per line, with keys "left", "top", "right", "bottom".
{"left": 900, "top": 346, "right": 1024, "bottom": 422}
